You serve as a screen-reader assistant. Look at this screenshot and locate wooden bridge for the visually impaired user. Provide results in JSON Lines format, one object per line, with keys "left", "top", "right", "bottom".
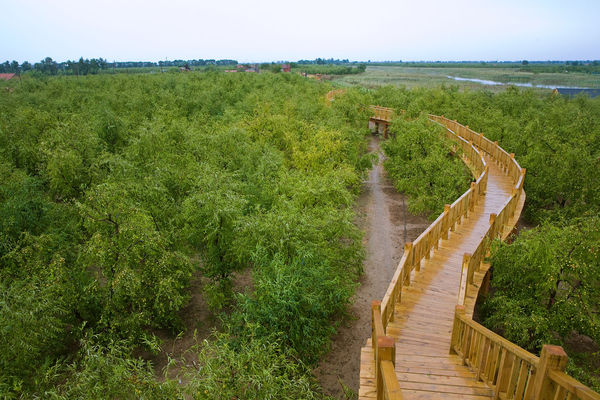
{"left": 368, "top": 106, "right": 395, "bottom": 138}
{"left": 358, "top": 108, "right": 600, "bottom": 400}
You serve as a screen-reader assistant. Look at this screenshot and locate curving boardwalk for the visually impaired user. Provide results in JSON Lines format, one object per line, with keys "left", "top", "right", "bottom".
{"left": 352, "top": 101, "right": 599, "bottom": 400}
{"left": 359, "top": 153, "right": 521, "bottom": 399}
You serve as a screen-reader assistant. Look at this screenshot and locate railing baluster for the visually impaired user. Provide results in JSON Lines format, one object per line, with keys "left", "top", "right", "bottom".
{"left": 514, "top": 360, "right": 529, "bottom": 400}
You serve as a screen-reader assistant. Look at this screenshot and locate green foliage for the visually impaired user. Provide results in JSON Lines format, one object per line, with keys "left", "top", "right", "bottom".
{"left": 234, "top": 254, "right": 356, "bottom": 364}
{"left": 79, "top": 182, "right": 194, "bottom": 334}
{"left": 0, "top": 72, "right": 370, "bottom": 397}
{"left": 186, "top": 333, "right": 325, "bottom": 400}
{"left": 0, "top": 279, "right": 69, "bottom": 395}
{"left": 49, "top": 336, "right": 182, "bottom": 400}
{"left": 480, "top": 216, "right": 600, "bottom": 389}
{"left": 382, "top": 115, "right": 472, "bottom": 218}
{"left": 294, "top": 64, "right": 366, "bottom": 75}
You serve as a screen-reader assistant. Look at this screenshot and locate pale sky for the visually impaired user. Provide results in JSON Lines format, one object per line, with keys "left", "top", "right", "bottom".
{"left": 1, "top": 0, "right": 599, "bottom": 63}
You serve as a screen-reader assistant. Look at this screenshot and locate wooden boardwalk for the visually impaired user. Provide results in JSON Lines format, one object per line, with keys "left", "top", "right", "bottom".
{"left": 359, "top": 154, "right": 523, "bottom": 400}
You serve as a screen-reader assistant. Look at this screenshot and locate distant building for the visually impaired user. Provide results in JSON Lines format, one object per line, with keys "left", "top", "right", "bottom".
{"left": 553, "top": 88, "right": 600, "bottom": 98}
{"left": 0, "top": 73, "right": 16, "bottom": 81}
{"left": 236, "top": 64, "right": 259, "bottom": 73}
{"left": 281, "top": 63, "right": 291, "bottom": 73}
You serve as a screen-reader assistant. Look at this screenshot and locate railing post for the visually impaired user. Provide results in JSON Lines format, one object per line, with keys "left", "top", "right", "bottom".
{"left": 442, "top": 204, "right": 450, "bottom": 240}
{"left": 464, "top": 253, "right": 473, "bottom": 285}
{"left": 493, "top": 141, "right": 499, "bottom": 165}
{"left": 376, "top": 336, "right": 396, "bottom": 400}
{"left": 482, "top": 166, "right": 489, "bottom": 194}
{"left": 371, "top": 300, "right": 382, "bottom": 351}
{"left": 403, "top": 242, "right": 413, "bottom": 285}
{"left": 470, "top": 182, "right": 477, "bottom": 211}
{"left": 425, "top": 232, "right": 431, "bottom": 260}
{"left": 489, "top": 213, "right": 497, "bottom": 239}
{"left": 532, "top": 345, "right": 568, "bottom": 400}
{"left": 520, "top": 168, "right": 526, "bottom": 191}
{"left": 450, "top": 305, "right": 465, "bottom": 354}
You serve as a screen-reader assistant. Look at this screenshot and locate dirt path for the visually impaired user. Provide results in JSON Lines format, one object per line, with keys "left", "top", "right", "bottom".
{"left": 313, "top": 135, "right": 430, "bottom": 399}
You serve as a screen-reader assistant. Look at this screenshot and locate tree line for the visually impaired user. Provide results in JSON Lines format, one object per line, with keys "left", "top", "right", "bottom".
{"left": 0, "top": 57, "right": 240, "bottom": 76}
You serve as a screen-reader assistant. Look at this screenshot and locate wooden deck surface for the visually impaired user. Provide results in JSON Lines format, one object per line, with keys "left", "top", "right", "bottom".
{"left": 359, "top": 155, "right": 524, "bottom": 399}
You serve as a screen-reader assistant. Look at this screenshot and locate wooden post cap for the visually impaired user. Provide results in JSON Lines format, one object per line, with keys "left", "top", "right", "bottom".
{"left": 462, "top": 253, "right": 471, "bottom": 263}
{"left": 444, "top": 204, "right": 451, "bottom": 213}
{"left": 372, "top": 300, "right": 381, "bottom": 309}
{"left": 510, "top": 153, "right": 515, "bottom": 158}
{"left": 404, "top": 242, "right": 413, "bottom": 251}
{"left": 541, "top": 345, "right": 568, "bottom": 358}
{"left": 455, "top": 304, "right": 465, "bottom": 314}
{"left": 489, "top": 213, "right": 497, "bottom": 224}
{"left": 377, "top": 336, "right": 396, "bottom": 354}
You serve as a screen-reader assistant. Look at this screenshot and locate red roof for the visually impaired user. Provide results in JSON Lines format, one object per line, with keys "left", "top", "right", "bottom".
{"left": 0, "top": 73, "right": 16, "bottom": 81}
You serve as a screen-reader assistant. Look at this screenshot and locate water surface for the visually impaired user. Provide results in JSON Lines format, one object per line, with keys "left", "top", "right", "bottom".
{"left": 446, "top": 75, "right": 590, "bottom": 90}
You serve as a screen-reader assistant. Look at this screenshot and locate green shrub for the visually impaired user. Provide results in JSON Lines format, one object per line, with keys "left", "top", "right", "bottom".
{"left": 383, "top": 115, "right": 472, "bottom": 218}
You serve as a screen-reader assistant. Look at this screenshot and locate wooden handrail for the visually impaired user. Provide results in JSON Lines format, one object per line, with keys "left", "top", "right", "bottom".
{"left": 380, "top": 360, "right": 403, "bottom": 400}
{"left": 450, "top": 305, "right": 541, "bottom": 399}
{"left": 370, "top": 105, "right": 395, "bottom": 122}
{"left": 547, "top": 370, "right": 600, "bottom": 400}
{"left": 452, "top": 312, "right": 600, "bottom": 400}
{"left": 369, "top": 110, "right": 597, "bottom": 399}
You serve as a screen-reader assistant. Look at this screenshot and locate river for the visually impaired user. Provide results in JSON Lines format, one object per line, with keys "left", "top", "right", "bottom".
{"left": 446, "top": 75, "right": 591, "bottom": 90}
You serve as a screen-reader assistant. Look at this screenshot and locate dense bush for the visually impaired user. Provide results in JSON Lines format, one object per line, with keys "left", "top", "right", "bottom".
{"left": 186, "top": 333, "right": 324, "bottom": 400}
{"left": 0, "top": 71, "right": 371, "bottom": 397}
{"left": 382, "top": 115, "right": 472, "bottom": 218}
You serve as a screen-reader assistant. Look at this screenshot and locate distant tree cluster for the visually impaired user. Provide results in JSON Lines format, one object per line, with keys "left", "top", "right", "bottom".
{"left": 296, "top": 58, "right": 351, "bottom": 65}
{"left": 0, "top": 57, "right": 239, "bottom": 75}
{"left": 294, "top": 63, "right": 366, "bottom": 75}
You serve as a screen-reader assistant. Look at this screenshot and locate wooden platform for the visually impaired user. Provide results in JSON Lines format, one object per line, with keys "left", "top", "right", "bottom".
{"left": 359, "top": 155, "right": 524, "bottom": 400}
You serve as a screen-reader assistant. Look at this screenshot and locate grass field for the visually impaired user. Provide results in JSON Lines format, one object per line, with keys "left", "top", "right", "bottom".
{"left": 333, "top": 66, "right": 600, "bottom": 91}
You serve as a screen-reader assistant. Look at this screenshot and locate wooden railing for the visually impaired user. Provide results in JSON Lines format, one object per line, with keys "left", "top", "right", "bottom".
{"left": 371, "top": 301, "right": 402, "bottom": 400}
{"left": 429, "top": 115, "right": 526, "bottom": 305}
{"left": 370, "top": 112, "right": 489, "bottom": 400}
{"left": 378, "top": 117, "right": 489, "bottom": 328}
{"left": 451, "top": 306, "right": 600, "bottom": 400}
{"left": 370, "top": 105, "right": 395, "bottom": 122}
{"left": 368, "top": 110, "right": 599, "bottom": 399}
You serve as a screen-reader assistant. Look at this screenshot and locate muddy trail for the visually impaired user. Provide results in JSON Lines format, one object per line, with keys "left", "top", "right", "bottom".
{"left": 313, "top": 135, "right": 430, "bottom": 399}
